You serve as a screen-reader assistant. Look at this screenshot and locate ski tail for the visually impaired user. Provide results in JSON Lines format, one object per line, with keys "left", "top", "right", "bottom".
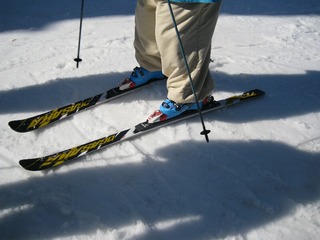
{"left": 135, "top": 89, "right": 265, "bottom": 132}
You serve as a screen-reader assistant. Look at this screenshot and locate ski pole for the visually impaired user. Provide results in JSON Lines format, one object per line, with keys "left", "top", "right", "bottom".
{"left": 74, "top": 0, "right": 85, "bottom": 68}
{"left": 167, "top": 0, "right": 211, "bottom": 142}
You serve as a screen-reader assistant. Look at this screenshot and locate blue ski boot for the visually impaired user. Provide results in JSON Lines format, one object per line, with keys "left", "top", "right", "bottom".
{"left": 119, "top": 67, "right": 166, "bottom": 91}
{"left": 147, "top": 96, "right": 214, "bottom": 123}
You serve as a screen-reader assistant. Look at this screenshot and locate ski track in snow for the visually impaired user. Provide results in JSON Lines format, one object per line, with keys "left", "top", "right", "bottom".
{"left": 1, "top": 0, "right": 320, "bottom": 239}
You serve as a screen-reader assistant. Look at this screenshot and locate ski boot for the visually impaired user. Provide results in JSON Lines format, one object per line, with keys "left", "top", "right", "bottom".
{"left": 119, "top": 67, "right": 166, "bottom": 91}
{"left": 147, "top": 96, "right": 214, "bottom": 123}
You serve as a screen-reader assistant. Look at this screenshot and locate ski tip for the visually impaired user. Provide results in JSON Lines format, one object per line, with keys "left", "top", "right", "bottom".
{"left": 8, "top": 120, "right": 24, "bottom": 132}
{"left": 251, "top": 89, "right": 265, "bottom": 96}
{"left": 19, "top": 159, "right": 35, "bottom": 171}
{"left": 19, "top": 158, "right": 44, "bottom": 171}
{"left": 8, "top": 120, "right": 33, "bottom": 133}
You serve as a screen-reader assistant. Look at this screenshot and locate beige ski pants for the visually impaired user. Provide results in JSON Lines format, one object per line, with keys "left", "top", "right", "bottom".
{"left": 134, "top": 0, "right": 222, "bottom": 103}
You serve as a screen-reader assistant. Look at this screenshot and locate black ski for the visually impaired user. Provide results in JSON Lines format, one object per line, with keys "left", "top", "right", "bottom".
{"left": 19, "top": 89, "right": 265, "bottom": 171}
{"left": 8, "top": 77, "right": 166, "bottom": 133}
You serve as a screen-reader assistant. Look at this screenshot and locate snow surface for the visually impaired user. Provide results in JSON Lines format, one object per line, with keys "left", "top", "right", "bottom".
{"left": 1, "top": 0, "right": 320, "bottom": 239}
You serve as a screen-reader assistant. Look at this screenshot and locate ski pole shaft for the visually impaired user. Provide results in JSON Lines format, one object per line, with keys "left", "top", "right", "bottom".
{"left": 167, "top": 0, "right": 211, "bottom": 142}
{"left": 74, "top": 0, "right": 85, "bottom": 68}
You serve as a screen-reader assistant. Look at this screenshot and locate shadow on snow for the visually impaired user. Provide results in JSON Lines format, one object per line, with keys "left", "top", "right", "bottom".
{"left": 0, "top": 139, "right": 319, "bottom": 239}
{"left": 1, "top": 0, "right": 320, "bottom": 238}
{"left": 0, "top": 70, "right": 320, "bottom": 239}
{"left": 1, "top": 70, "right": 320, "bottom": 125}
{"left": 1, "top": 0, "right": 319, "bottom": 32}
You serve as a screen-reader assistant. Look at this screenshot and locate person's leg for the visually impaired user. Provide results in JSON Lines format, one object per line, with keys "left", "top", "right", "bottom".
{"left": 134, "top": 0, "right": 162, "bottom": 72}
{"left": 155, "top": 1, "right": 222, "bottom": 103}
{"left": 119, "top": 0, "right": 165, "bottom": 91}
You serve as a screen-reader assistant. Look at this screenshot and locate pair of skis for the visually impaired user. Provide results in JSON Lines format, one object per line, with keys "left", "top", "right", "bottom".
{"left": 8, "top": 79, "right": 265, "bottom": 171}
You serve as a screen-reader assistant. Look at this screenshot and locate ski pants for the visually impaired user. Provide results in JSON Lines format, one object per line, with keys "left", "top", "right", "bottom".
{"left": 134, "top": 0, "right": 222, "bottom": 103}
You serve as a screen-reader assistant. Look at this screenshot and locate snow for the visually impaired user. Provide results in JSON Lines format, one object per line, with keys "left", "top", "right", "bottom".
{"left": 1, "top": 0, "right": 320, "bottom": 239}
